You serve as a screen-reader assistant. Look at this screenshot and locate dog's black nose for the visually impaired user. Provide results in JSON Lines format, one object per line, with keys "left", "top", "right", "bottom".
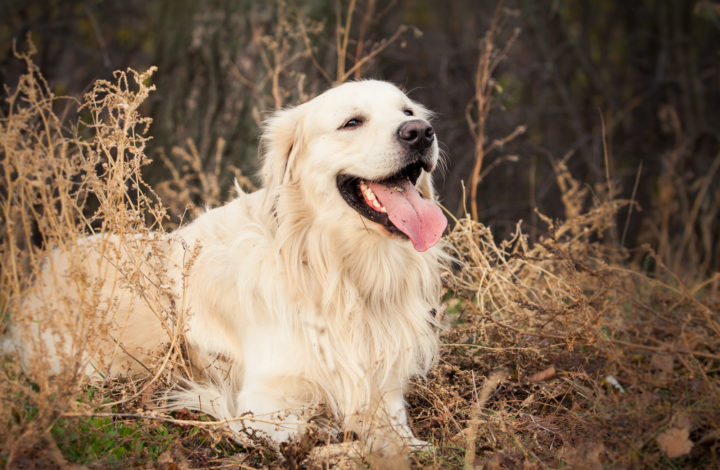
{"left": 397, "top": 120, "right": 435, "bottom": 153}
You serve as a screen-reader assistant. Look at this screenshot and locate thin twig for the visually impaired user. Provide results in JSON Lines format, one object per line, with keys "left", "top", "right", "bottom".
{"left": 336, "top": 25, "right": 409, "bottom": 84}
{"left": 464, "top": 370, "right": 507, "bottom": 469}
{"left": 620, "top": 161, "right": 643, "bottom": 247}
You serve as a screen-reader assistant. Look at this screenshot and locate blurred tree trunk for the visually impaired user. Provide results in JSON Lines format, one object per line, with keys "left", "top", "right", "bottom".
{"left": 150, "top": 0, "right": 258, "bottom": 193}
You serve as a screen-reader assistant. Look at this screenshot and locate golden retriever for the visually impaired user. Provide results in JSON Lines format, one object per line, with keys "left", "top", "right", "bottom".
{"left": 13, "top": 80, "right": 449, "bottom": 454}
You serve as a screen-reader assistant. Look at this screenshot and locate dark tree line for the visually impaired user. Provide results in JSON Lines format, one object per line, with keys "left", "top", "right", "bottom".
{"left": 2, "top": 0, "right": 719, "bottom": 273}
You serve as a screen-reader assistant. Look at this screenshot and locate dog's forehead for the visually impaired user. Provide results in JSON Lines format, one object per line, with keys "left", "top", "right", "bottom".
{"left": 311, "top": 80, "right": 411, "bottom": 113}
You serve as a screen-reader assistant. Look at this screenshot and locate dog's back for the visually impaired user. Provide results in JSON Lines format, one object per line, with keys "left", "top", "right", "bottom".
{"left": 12, "top": 233, "right": 175, "bottom": 378}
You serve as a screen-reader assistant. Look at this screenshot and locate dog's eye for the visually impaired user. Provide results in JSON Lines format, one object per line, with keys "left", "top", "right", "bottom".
{"left": 403, "top": 109, "right": 414, "bottom": 116}
{"left": 341, "top": 118, "right": 363, "bottom": 129}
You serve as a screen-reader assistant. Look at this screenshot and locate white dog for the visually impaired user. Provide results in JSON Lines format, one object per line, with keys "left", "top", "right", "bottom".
{"left": 14, "top": 80, "right": 449, "bottom": 453}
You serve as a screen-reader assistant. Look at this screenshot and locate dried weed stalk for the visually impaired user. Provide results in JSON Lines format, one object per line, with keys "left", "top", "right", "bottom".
{"left": 465, "top": 2, "right": 525, "bottom": 222}
{"left": 157, "top": 137, "right": 255, "bottom": 224}
{"left": 254, "top": 0, "right": 415, "bottom": 110}
{"left": 0, "top": 50, "right": 190, "bottom": 465}
{"left": 644, "top": 104, "right": 720, "bottom": 276}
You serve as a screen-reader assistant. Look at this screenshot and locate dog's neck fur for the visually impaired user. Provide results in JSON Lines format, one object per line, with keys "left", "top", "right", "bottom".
{"left": 271, "top": 185, "right": 447, "bottom": 416}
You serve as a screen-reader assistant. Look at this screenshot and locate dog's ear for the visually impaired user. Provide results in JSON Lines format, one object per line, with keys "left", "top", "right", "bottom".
{"left": 260, "top": 105, "right": 305, "bottom": 190}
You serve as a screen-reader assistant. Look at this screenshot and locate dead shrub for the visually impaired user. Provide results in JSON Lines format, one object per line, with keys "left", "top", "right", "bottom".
{"left": 0, "top": 47, "right": 191, "bottom": 466}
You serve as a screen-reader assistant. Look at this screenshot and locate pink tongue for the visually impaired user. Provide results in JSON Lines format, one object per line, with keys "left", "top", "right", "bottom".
{"left": 366, "top": 179, "right": 447, "bottom": 252}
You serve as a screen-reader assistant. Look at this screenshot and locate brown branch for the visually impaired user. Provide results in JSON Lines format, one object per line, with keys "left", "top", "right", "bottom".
{"left": 353, "top": 0, "right": 376, "bottom": 80}
{"left": 467, "top": 1, "right": 521, "bottom": 222}
{"left": 469, "top": 35, "right": 492, "bottom": 222}
{"left": 484, "top": 124, "right": 527, "bottom": 154}
{"left": 335, "top": 0, "right": 357, "bottom": 81}
{"left": 464, "top": 370, "right": 507, "bottom": 468}
{"left": 297, "top": 13, "right": 333, "bottom": 84}
{"left": 336, "top": 25, "right": 409, "bottom": 85}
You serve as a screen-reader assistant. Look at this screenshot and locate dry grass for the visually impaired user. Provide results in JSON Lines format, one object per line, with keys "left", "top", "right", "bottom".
{"left": 416, "top": 7, "right": 720, "bottom": 466}
{"left": 0, "top": 47, "right": 190, "bottom": 467}
{"left": 406, "top": 160, "right": 720, "bottom": 468}
{"left": 2, "top": 34, "right": 720, "bottom": 470}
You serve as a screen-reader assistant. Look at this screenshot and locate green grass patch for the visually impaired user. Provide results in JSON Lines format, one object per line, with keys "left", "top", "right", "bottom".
{"left": 51, "top": 415, "right": 181, "bottom": 467}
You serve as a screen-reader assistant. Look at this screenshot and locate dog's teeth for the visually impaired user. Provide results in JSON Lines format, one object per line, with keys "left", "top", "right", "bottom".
{"left": 360, "top": 181, "right": 386, "bottom": 213}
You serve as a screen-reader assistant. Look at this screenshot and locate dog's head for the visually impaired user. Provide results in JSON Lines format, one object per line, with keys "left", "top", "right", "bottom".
{"left": 260, "top": 80, "right": 447, "bottom": 252}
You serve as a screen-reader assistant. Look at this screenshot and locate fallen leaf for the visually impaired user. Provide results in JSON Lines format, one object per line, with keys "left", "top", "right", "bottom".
{"left": 657, "top": 427, "right": 694, "bottom": 458}
{"left": 650, "top": 353, "right": 674, "bottom": 374}
{"left": 528, "top": 365, "right": 556, "bottom": 382}
{"left": 681, "top": 331, "right": 700, "bottom": 349}
{"left": 585, "top": 443, "right": 605, "bottom": 470}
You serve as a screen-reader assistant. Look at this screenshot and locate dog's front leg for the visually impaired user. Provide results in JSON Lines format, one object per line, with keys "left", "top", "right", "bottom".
{"left": 234, "top": 378, "right": 307, "bottom": 446}
{"left": 345, "top": 383, "right": 428, "bottom": 455}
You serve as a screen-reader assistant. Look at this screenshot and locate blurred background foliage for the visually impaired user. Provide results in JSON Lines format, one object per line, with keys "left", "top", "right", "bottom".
{"left": 2, "top": 0, "right": 719, "bottom": 275}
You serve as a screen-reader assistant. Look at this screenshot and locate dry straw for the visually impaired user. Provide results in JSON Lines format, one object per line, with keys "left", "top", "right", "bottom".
{"left": 0, "top": 47, "right": 193, "bottom": 465}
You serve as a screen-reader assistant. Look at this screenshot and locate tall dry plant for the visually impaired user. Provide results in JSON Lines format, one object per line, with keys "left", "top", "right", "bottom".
{"left": 0, "top": 49, "right": 187, "bottom": 465}
{"left": 157, "top": 137, "right": 255, "bottom": 224}
{"left": 448, "top": 159, "right": 631, "bottom": 348}
{"left": 465, "top": 2, "right": 524, "bottom": 222}
{"left": 642, "top": 104, "right": 720, "bottom": 278}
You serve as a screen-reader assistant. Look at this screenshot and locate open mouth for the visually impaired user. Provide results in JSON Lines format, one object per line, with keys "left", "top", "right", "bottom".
{"left": 336, "top": 161, "right": 447, "bottom": 252}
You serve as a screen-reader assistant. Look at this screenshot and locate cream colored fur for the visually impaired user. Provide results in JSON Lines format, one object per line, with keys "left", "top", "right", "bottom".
{"left": 14, "top": 80, "right": 449, "bottom": 454}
